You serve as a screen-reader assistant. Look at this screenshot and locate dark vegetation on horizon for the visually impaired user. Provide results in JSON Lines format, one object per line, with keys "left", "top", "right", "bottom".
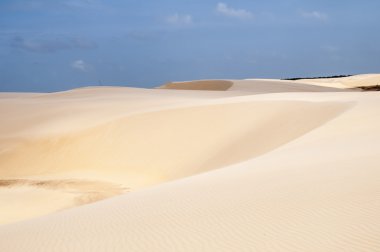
{"left": 283, "top": 75, "right": 352, "bottom": 81}
{"left": 359, "top": 85, "right": 380, "bottom": 91}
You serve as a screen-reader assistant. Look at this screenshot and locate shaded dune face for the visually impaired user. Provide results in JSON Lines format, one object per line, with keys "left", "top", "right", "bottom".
{"left": 159, "top": 80, "right": 234, "bottom": 91}
{"left": 0, "top": 179, "right": 126, "bottom": 197}
{"left": 0, "top": 178, "right": 127, "bottom": 225}
{"left": 0, "top": 100, "right": 351, "bottom": 189}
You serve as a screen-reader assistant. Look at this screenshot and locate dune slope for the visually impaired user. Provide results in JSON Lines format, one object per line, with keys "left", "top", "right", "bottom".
{"left": 0, "top": 92, "right": 350, "bottom": 223}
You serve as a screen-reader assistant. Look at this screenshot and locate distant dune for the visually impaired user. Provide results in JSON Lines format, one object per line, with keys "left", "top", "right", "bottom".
{"left": 159, "top": 80, "right": 234, "bottom": 90}
{"left": 159, "top": 79, "right": 349, "bottom": 92}
{"left": 293, "top": 73, "right": 380, "bottom": 89}
{"left": 0, "top": 74, "right": 380, "bottom": 251}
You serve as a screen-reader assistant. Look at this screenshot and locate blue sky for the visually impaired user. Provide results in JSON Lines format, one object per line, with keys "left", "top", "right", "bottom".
{"left": 0, "top": 0, "right": 379, "bottom": 91}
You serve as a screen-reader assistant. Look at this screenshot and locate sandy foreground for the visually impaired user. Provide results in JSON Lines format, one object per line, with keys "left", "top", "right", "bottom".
{"left": 0, "top": 74, "right": 380, "bottom": 251}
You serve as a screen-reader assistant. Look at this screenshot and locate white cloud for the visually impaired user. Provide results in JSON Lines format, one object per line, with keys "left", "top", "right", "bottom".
{"left": 166, "top": 13, "right": 193, "bottom": 26}
{"left": 301, "top": 11, "right": 328, "bottom": 21}
{"left": 71, "top": 59, "right": 91, "bottom": 72}
{"left": 216, "top": 3, "right": 253, "bottom": 19}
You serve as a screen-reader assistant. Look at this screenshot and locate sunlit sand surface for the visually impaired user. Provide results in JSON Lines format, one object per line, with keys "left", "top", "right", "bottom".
{"left": 1, "top": 74, "right": 380, "bottom": 251}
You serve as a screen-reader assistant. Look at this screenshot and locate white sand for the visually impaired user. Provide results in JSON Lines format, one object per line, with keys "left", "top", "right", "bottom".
{"left": 0, "top": 74, "right": 380, "bottom": 251}
{"left": 292, "top": 74, "right": 380, "bottom": 89}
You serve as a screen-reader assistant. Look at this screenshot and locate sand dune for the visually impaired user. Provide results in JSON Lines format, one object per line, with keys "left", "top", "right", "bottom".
{"left": 0, "top": 74, "right": 380, "bottom": 251}
{"left": 160, "top": 79, "right": 345, "bottom": 92}
{"left": 293, "top": 74, "right": 380, "bottom": 89}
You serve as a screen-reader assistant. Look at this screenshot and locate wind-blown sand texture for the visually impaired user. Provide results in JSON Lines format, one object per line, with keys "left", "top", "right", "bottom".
{"left": 0, "top": 74, "right": 380, "bottom": 251}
